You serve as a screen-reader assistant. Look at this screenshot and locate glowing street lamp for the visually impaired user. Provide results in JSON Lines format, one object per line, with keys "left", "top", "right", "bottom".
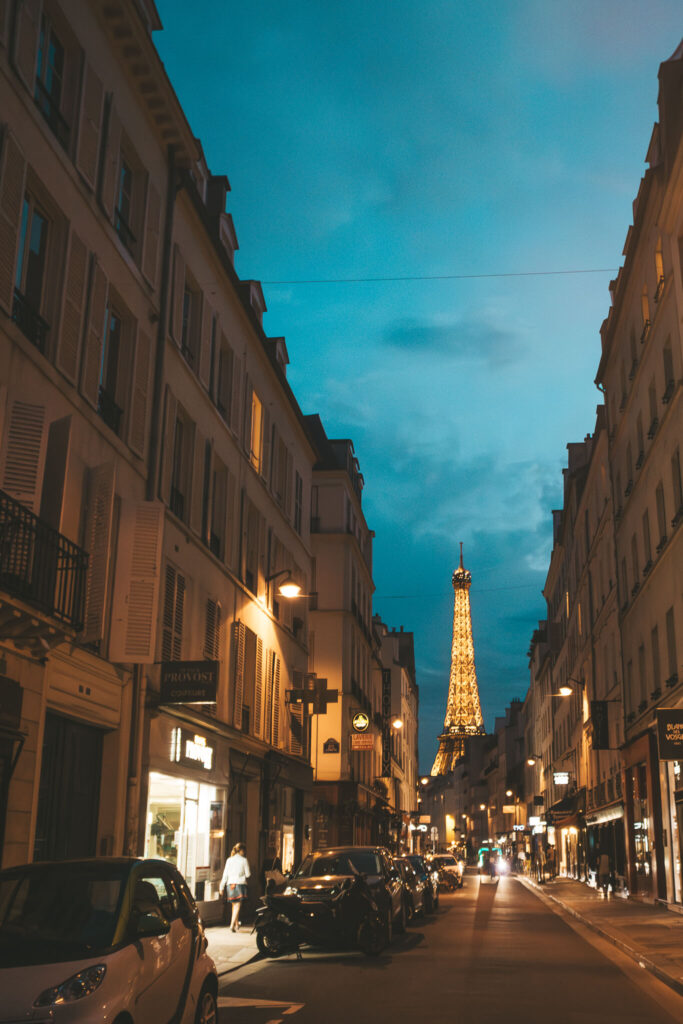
{"left": 392, "top": 717, "right": 404, "bottom": 730}
{"left": 266, "top": 569, "right": 302, "bottom": 599}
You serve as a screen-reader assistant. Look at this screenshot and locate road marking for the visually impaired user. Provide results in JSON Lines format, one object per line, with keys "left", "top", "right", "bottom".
{"left": 217, "top": 996, "right": 304, "bottom": 1015}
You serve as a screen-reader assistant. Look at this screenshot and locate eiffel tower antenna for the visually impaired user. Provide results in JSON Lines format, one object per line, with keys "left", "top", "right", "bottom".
{"left": 431, "top": 544, "right": 485, "bottom": 775}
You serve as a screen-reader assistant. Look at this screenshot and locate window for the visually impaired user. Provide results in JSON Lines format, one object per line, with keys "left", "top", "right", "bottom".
{"left": 638, "top": 644, "right": 647, "bottom": 707}
{"left": 98, "top": 308, "right": 123, "bottom": 435}
{"left": 630, "top": 534, "right": 639, "bottom": 592}
{"left": 209, "top": 457, "right": 228, "bottom": 559}
{"left": 204, "top": 598, "right": 222, "bottom": 661}
{"left": 662, "top": 342, "right": 675, "bottom": 403}
{"left": 642, "top": 509, "right": 652, "bottom": 566}
{"left": 249, "top": 392, "right": 263, "bottom": 472}
{"left": 654, "top": 240, "right": 664, "bottom": 300}
{"left": 169, "top": 412, "right": 192, "bottom": 522}
{"left": 34, "top": 16, "right": 69, "bottom": 148}
{"left": 672, "top": 449, "right": 683, "bottom": 522}
{"left": 665, "top": 608, "right": 678, "bottom": 685}
{"left": 636, "top": 413, "right": 644, "bottom": 465}
{"left": 216, "top": 340, "right": 233, "bottom": 420}
{"left": 648, "top": 379, "right": 658, "bottom": 436}
{"left": 655, "top": 482, "right": 667, "bottom": 548}
{"left": 13, "top": 195, "right": 50, "bottom": 351}
{"left": 161, "top": 563, "right": 185, "bottom": 662}
{"left": 294, "top": 470, "right": 303, "bottom": 534}
{"left": 208, "top": 316, "right": 217, "bottom": 401}
{"left": 641, "top": 287, "right": 650, "bottom": 340}
{"left": 651, "top": 626, "right": 661, "bottom": 695}
{"left": 243, "top": 497, "right": 260, "bottom": 594}
{"left": 115, "top": 156, "right": 135, "bottom": 252}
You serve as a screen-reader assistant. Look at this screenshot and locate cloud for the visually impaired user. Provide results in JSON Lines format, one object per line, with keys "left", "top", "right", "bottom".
{"left": 383, "top": 316, "right": 523, "bottom": 366}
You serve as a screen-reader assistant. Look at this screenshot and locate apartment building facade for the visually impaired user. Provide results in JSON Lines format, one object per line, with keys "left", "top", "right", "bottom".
{"left": 0, "top": 0, "right": 319, "bottom": 920}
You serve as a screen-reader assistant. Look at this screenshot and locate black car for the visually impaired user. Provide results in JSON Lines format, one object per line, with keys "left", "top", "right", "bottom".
{"left": 405, "top": 853, "right": 439, "bottom": 912}
{"left": 290, "top": 846, "right": 406, "bottom": 938}
{"left": 394, "top": 857, "right": 426, "bottom": 921}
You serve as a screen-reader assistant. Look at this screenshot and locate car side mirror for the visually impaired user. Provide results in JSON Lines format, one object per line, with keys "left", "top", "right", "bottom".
{"left": 136, "top": 913, "right": 170, "bottom": 938}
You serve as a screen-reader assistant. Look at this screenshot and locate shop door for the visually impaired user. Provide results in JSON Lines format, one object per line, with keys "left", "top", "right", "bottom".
{"left": 675, "top": 797, "right": 683, "bottom": 902}
{"left": 34, "top": 712, "right": 103, "bottom": 861}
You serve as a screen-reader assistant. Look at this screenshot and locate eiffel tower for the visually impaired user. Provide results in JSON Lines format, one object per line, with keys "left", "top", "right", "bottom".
{"left": 431, "top": 544, "right": 485, "bottom": 775}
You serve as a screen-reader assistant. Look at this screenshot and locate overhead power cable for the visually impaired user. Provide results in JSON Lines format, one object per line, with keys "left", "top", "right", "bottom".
{"left": 262, "top": 267, "right": 617, "bottom": 285}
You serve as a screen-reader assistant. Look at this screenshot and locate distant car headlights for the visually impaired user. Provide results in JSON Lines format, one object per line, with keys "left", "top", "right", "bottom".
{"left": 497, "top": 860, "right": 509, "bottom": 875}
{"left": 34, "top": 964, "right": 107, "bottom": 1006}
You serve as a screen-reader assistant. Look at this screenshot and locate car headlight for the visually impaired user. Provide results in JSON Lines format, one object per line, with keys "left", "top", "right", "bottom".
{"left": 34, "top": 965, "right": 106, "bottom": 1006}
{"left": 283, "top": 885, "right": 298, "bottom": 895}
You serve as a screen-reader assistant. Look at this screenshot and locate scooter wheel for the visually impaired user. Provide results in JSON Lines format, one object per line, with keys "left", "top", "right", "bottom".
{"left": 256, "top": 925, "right": 288, "bottom": 957}
{"left": 358, "top": 916, "right": 385, "bottom": 956}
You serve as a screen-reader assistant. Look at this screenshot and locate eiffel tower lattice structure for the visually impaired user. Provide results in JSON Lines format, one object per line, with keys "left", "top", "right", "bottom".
{"left": 431, "top": 544, "right": 485, "bottom": 775}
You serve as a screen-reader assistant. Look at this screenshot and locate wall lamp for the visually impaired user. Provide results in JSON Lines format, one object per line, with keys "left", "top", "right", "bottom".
{"left": 266, "top": 569, "right": 302, "bottom": 598}
{"left": 392, "top": 717, "right": 404, "bottom": 730}
{"left": 527, "top": 753, "right": 542, "bottom": 766}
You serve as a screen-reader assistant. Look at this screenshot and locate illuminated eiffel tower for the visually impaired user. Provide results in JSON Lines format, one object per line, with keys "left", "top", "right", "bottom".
{"left": 431, "top": 544, "right": 485, "bottom": 775}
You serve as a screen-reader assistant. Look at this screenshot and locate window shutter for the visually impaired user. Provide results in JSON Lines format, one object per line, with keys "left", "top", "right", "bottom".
{"left": 160, "top": 562, "right": 184, "bottom": 662}
{"left": 230, "top": 352, "right": 242, "bottom": 436}
{"left": 128, "top": 328, "right": 151, "bottom": 457}
{"left": 272, "top": 656, "right": 281, "bottom": 748}
{"left": 290, "top": 700, "right": 304, "bottom": 756}
{"left": 100, "top": 100, "right": 121, "bottom": 221}
{"left": 0, "top": 130, "right": 26, "bottom": 315}
{"left": 76, "top": 63, "right": 104, "bottom": 190}
{"left": 253, "top": 635, "right": 263, "bottom": 738}
{"left": 170, "top": 244, "right": 185, "bottom": 343}
{"left": 189, "top": 424, "right": 204, "bottom": 535}
{"left": 204, "top": 598, "right": 222, "bottom": 660}
{"left": 158, "top": 387, "right": 177, "bottom": 504}
{"left": 242, "top": 375, "right": 252, "bottom": 454}
{"left": 12, "top": 0, "right": 41, "bottom": 92}
{"left": 224, "top": 469, "right": 236, "bottom": 568}
{"left": 260, "top": 406, "right": 271, "bottom": 483}
{"left": 198, "top": 297, "right": 212, "bottom": 389}
{"left": 232, "top": 620, "right": 245, "bottom": 729}
{"left": 80, "top": 259, "right": 108, "bottom": 409}
{"left": 257, "top": 514, "right": 267, "bottom": 598}
{"left": 81, "top": 462, "right": 116, "bottom": 644}
{"left": 142, "top": 180, "right": 160, "bottom": 287}
{"left": 109, "top": 500, "right": 164, "bottom": 662}
{"left": 56, "top": 228, "right": 88, "bottom": 384}
{"left": 284, "top": 449, "right": 294, "bottom": 518}
{"left": 0, "top": 400, "right": 46, "bottom": 512}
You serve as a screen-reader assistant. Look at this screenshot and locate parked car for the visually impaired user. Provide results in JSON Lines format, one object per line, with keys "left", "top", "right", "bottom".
{"left": 289, "top": 846, "right": 406, "bottom": 938}
{"left": 430, "top": 853, "right": 464, "bottom": 888}
{"left": 393, "top": 857, "right": 426, "bottom": 921}
{"left": 0, "top": 858, "right": 218, "bottom": 1024}
{"left": 405, "top": 854, "right": 439, "bottom": 912}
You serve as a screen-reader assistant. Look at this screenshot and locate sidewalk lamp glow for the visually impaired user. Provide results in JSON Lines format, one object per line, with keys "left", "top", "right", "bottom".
{"left": 266, "top": 569, "right": 301, "bottom": 599}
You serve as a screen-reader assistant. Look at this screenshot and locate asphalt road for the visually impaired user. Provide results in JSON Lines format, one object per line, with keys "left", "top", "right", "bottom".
{"left": 216, "top": 874, "right": 683, "bottom": 1024}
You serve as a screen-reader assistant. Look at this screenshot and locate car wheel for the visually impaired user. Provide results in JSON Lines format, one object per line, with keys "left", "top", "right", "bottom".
{"left": 395, "top": 899, "right": 407, "bottom": 934}
{"left": 256, "top": 924, "right": 288, "bottom": 957}
{"left": 384, "top": 909, "right": 393, "bottom": 945}
{"left": 358, "top": 913, "right": 386, "bottom": 956}
{"left": 404, "top": 895, "right": 413, "bottom": 922}
{"left": 195, "top": 983, "right": 217, "bottom": 1024}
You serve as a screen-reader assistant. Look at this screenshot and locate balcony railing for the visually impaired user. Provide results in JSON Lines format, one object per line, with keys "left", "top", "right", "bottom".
{"left": 0, "top": 489, "right": 87, "bottom": 630}
{"left": 12, "top": 288, "right": 49, "bottom": 353}
{"left": 97, "top": 386, "right": 123, "bottom": 435}
{"left": 34, "top": 78, "right": 70, "bottom": 150}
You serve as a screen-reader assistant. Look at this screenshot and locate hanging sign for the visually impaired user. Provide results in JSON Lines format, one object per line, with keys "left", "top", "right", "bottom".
{"left": 350, "top": 732, "right": 374, "bottom": 751}
{"left": 657, "top": 708, "right": 683, "bottom": 760}
{"left": 160, "top": 661, "right": 218, "bottom": 704}
{"left": 591, "top": 700, "right": 610, "bottom": 750}
{"left": 553, "top": 771, "right": 570, "bottom": 785}
{"left": 502, "top": 804, "right": 516, "bottom": 814}
{"left": 352, "top": 711, "right": 370, "bottom": 732}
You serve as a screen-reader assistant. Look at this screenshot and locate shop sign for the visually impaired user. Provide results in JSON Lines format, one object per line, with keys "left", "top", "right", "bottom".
{"left": 513, "top": 824, "right": 525, "bottom": 832}
{"left": 0, "top": 676, "right": 22, "bottom": 730}
{"left": 502, "top": 804, "right": 516, "bottom": 814}
{"left": 528, "top": 816, "right": 541, "bottom": 826}
{"left": 323, "top": 737, "right": 340, "bottom": 754}
{"left": 657, "top": 708, "right": 683, "bottom": 761}
{"left": 350, "top": 732, "right": 374, "bottom": 750}
{"left": 352, "top": 711, "right": 370, "bottom": 732}
{"left": 171, "top": 727, "right": 214, "bottom": 770}
{"left": 160, "top": 661, "right": 218, "bottom": 704}
{"left": 591, "top": 700, "right": 610, "bottom": 750}
{"left": 553, "top": 771, "right": 570, "bottom": 785}
{"left": 419, "top": 815, "right": 431, "bottom": 824}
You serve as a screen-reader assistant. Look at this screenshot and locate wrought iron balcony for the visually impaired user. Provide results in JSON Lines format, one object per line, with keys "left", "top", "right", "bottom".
{"left": 0, "top": 489, "right": 87, "bottom": 631}
{"left": 97, "top": 386, "right": 123, "bottom": 435}
{"left": 34, "top": 78, "right": 70, "bottom": 150}
{"left": 12, "top": 288, "right": 49, "bottom": 353}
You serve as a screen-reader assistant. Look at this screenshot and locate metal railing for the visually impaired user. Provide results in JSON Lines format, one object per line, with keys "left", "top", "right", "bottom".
{"left": 12, "top": 288, "right": 49, "bottom": 353}
{"left": 0, "top": 489, "right": 88, "bottom": 630}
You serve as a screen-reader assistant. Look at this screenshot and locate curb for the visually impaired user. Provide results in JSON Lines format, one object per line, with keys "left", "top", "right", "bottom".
{"left": 518, "top": 876, "right": 683, "bottom": 999}
{"left": 216, "top": 951, "right": 263, "bottom": 977}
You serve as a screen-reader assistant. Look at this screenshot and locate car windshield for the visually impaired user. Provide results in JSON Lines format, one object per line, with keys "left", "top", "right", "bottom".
{"left": 0, "top": 863, "right": 129, "bottom": 966}
{"left": 295, "top": 851, "right": 382, "bottom": 877}
{"left": 435, "top": 856, "right": 457, "bottom": 866}
{"left": 407, "top": 856, "right": 426, "bottom": 874}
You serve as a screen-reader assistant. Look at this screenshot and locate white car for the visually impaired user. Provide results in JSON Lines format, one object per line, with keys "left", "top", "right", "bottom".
{"left": 429, "top": 854, "right": 464, "bottom": 887}
{"left": 0, "top": 857, "right": 218, "bottom": 1023}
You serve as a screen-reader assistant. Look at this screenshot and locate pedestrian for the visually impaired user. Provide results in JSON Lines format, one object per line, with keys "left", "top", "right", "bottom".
{"left": 546, "top": 843, "right": 556, "bottom": 880}
{"left": 598, "top": 850, "right": 611, "bottom": 897}
{"left": 488, "top": 849, "right": 497, "bottom": 880}
{"left": 220, "top": 842, "right": 251, "bottom": 931}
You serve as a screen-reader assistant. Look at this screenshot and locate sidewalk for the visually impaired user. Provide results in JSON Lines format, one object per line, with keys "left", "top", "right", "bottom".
{"left": 204, "top": 922, "right": 259, "bottom": 976}
{"left": 519, "top": 874, "right": 683, "bottom": 997}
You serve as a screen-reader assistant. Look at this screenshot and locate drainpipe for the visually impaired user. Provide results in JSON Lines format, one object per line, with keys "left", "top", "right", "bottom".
{"left": 146, "top": 145, "right": 179, "bottom": 501}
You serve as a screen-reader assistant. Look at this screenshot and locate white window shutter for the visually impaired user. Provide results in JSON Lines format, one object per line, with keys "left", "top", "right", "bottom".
{"left": 260, "top": 406, "right": 271, "bottom": 483}
{"left": 80, "top": 259, "right": 108, "bottom": 409}
{"left": 160, "top": 564, "right": 184, "bottom": 661}
{"left": 81, "top": 462, "right": 116, "bottom": 644}
{"left": 0, "top": 400, "right": 46, "bottom": 512}
{"left": 109, "top": 500, "right": 164, "bottom": 662}
{"left": 272, "top": 656, "right": 281, "bottom": 748}
{"left": 198, "top": 296, "right": 212, "bottom": 389}
{"left": 285, "top": 449, "right": 294, "bottom": 518}
{"left": 0, "top": 130, "right": 27, "bottom": 315}
{"left": 158, "top": 387, "right": 177, "bottom": 504}
{"left": 170, "top": 244, "right": 185, "bottom": 343}
{"left": 257, "top": 514, "right": 267, "bottom": 598}
{"left": 142, "top": 180, "right": 161, "bottom": 287}
{"left": 76, "top": 63, "right": 104, "bottom": 190}
{"left": 128, "top": 327, "right": 152, "bottom": 457}
{"left": 56, "top": 227, "right": 88, "bottom": 384}
{"left": 232, "top": 620, "right": 245, "bottom": 729}
{"left": 290, "top": 700, "right": 304, "bottom": 756}
{"left": 253, "top": 635, "right": 263, "bottom": 738}
{"left": 12, "top": 0, "right": 41, "bottom": 92}
{"left": 100, "top": 100, "right": 121, "bottom": 221}
{"left": 189, "top": 424, "right": 204, "bottom": 535}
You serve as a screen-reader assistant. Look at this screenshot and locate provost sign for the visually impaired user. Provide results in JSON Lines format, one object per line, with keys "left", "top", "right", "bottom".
{"left": 160, "top": 661, "right": 218, "bottom": 704}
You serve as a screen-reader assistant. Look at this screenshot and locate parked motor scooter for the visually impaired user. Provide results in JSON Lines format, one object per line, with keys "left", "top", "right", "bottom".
{"left": 437, "top": 867, "right": 458, "bottom": 892}
{"left": 254, "top": 872, "right": 385, "bottom": 958}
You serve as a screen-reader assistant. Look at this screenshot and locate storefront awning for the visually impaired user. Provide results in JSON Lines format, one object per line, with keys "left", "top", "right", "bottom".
{"left": 585, "top": 804, "right": 624, "bottom": 826}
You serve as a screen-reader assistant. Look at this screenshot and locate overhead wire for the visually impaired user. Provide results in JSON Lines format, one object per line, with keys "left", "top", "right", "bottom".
{"left": 262, "top": 267, "right": 617, "bottom": 285}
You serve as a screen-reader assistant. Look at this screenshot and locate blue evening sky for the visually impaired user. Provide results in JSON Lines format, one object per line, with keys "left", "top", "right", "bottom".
{"left": 154, "top": 2, "right": 683, "bottom": 771}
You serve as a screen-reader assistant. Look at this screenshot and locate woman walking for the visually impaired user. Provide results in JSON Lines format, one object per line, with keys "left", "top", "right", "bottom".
{"left": 220, "top": 843, "right": 251, "bottom": 931}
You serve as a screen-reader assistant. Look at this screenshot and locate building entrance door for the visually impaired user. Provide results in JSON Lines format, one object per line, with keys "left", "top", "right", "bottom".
{"left": 34, "top": 712, "right": 103, "bottom": 861}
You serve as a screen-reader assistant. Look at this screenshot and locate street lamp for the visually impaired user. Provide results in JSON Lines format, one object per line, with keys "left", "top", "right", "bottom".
{"left": 527, "top": 753, "right": 542, "bottom": 766}
{"left": 266, "top": 569, "right": 302, "bottom": 599}
{"left": 392, "top": 717, "right": 404, "bottom": 730}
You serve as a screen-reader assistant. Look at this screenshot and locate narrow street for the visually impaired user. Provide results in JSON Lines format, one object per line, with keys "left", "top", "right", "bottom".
{"left": 216, "top": 876, "right": 683, "bottom": 1024}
